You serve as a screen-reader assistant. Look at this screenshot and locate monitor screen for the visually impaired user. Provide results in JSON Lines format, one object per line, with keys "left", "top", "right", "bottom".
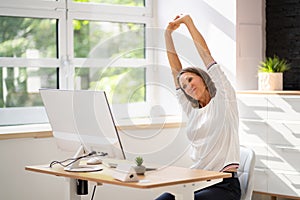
{"left": 40, "top": 89, "right": 126, "bottom": 160}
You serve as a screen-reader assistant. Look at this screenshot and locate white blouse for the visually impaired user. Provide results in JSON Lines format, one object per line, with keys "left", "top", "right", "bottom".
{"left": 176, "top": 64, "right": 240, "bottom": 171}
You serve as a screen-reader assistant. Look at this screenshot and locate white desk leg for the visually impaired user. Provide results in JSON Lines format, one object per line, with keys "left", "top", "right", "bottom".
{"left": 66, "top": 178, "right": 81, "bottom": 200}
{"left": 176, "top": 184, "right": 194, "bottom": 200}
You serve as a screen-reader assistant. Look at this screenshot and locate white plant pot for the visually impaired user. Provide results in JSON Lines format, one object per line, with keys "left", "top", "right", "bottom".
{"left": 258, "top": 72, "right": 283, "bottom": 91}
{"left": 133, "top": 165, "right": 146, "bottom": 175}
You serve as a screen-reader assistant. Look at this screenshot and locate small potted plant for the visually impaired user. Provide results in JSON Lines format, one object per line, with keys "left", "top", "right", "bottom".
{"left": 133, "top": 156, "right": 146, "bottom": 175}
{"left": 258, "top": 55, "right": 290, "bottom": 90}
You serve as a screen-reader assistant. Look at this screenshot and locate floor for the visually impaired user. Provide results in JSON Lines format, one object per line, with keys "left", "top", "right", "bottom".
{"left": 252, "top": 193, "right": 298, "bottom": 200}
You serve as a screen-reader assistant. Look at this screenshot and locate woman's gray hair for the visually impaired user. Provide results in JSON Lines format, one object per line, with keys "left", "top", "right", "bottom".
{"left": 177, "top": 67, "right": 216, "bottom": 108}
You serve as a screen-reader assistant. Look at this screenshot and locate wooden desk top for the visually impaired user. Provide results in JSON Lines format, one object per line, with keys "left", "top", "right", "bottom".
{"left": 25, "top": 164, "right": 231, "bottom": 189}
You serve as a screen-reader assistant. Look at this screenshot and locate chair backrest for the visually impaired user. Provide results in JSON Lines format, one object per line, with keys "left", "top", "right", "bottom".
{"left": 238, "top": 146, "right": 256, "bottom": 200}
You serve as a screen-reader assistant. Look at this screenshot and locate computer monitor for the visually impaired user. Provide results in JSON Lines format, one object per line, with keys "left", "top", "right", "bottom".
{"left": 40, "top": 89, "right": 126, "bottom": 171}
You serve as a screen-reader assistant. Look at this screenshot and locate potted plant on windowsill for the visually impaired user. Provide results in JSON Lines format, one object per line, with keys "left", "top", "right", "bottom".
{"left": 258, "top": 55, "right": 290, "bottom": 91}
{"left": 133, "top": 156, "right": 146, "bottom": 175}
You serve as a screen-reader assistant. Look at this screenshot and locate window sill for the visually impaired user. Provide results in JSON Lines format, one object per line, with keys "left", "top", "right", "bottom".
{"left": 0, "top": 115, "right": 186, "bottom": 140}
{"left": 0, "top": 124, "right": 52, "bottom": 140}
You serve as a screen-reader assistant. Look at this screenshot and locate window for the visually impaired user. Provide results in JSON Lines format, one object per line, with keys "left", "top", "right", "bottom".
{"left": 0, "top": 0, "right": 153, "bottom": 126}
{"left": 73, "top": 20, "right": 146, "bottom": 103}
{"left": 73, "top": 0, "right": 145, "bottom": 6}
{"left": 0, "top": 16, "right": 58, "bottom": 108}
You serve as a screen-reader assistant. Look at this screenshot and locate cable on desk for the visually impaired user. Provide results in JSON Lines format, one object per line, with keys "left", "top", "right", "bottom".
{"left": 90, "top": 185, "right": 97, "bottom": 200}
{"left": 49, "top": 151, "right": 98, "bottom": 168}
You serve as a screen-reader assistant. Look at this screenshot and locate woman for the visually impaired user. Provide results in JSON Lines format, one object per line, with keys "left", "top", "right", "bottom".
{"left": 157, "top": 14, "right": 241, "bottom": 200}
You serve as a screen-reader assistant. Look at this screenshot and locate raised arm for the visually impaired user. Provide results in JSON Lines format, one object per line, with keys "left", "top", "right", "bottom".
{"left": 164, "top": 17, "right": 183, "bottom": 89}
{"left": 170, "top": 15, "right": 215, "bottom": 69}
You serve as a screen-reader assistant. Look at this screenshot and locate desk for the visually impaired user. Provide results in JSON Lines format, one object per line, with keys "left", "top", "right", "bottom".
{"left": 25, "top": 164, "right": 231, "bottom": 200}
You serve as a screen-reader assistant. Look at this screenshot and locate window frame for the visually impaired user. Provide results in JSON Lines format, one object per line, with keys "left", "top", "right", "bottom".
{"left": 0, "top": 0, "right": 156, "bottom": 126}
{"left": 0, "top": 2, "right": 66, "bottom": 126}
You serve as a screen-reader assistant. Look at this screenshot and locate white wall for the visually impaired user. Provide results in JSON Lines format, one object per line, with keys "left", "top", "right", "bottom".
{"left": 236, "top": 0, "right": 265, "bottom": 89}
{"left": 154, "top": 0, "right": 236, "bottom": 86}
{"left": 154, "top": 0, "right": 264, "bottom": 91}
{"left": 0, "top": 137, "right": 71, "bottom": 200}
{"left": 151, "top": 0, "right": 238, "bottom": 118}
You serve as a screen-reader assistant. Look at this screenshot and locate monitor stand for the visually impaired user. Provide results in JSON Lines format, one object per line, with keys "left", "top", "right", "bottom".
{"left": 64, "top": 146, "right": 102, "bottom": 172}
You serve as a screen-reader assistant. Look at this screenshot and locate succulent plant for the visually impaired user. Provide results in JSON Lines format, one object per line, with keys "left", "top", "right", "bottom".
{"left": 135, "top": 156, "right": 144, "bottom": 166}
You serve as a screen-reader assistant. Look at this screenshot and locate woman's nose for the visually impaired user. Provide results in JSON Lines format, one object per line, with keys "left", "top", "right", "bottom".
{"left": 186, "top": 83, "right": 192, "bottom": 91}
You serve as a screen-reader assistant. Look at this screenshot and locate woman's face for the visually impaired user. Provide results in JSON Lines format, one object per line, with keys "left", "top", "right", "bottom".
{"left": 179, "top": 72, "right": 206, "bottom": 100}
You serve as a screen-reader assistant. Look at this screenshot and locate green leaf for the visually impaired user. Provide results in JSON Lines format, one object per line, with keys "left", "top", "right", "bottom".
{"left": 135, "top": 156, "right": 143, "bottom": 166}
{"left": 258, "top": 55, "right": 290, "bottom": 73}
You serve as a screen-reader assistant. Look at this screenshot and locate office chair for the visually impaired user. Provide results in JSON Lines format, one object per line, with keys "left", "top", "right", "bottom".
{"left": 238, "top": 146, "right": 256, "bottom": 200}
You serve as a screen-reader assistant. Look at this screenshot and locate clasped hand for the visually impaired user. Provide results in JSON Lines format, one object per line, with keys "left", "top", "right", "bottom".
{"left": 166, "top": 14, "right": 193, "bottom": 32}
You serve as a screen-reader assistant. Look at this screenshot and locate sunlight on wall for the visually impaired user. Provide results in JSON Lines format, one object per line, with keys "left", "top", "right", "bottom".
{"left": 203, "top": 0, "right": 236, "bottom": 24}
{"left": 208, "top": 24, "right": 236, "bottom": 85}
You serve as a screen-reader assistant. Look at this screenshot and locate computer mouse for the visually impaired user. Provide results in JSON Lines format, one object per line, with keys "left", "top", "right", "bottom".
{"left": 86, "top": 157, "right": 102, "bottom": 165}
